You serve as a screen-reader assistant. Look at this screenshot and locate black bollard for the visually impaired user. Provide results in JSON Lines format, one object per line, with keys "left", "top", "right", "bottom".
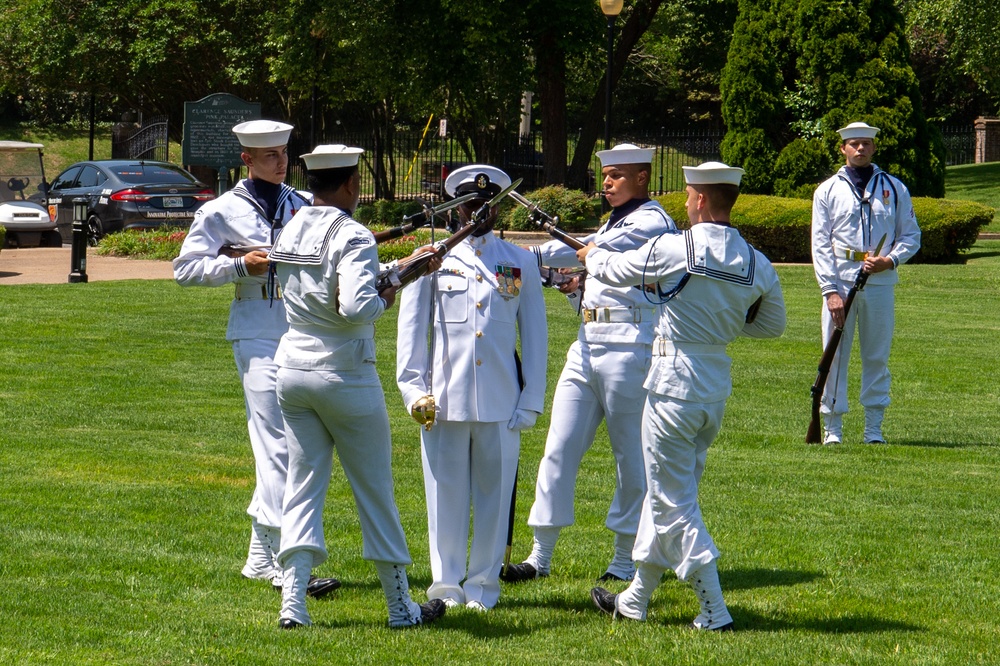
{"left": 68, "top": 197, "right": 89, "bottom": 283}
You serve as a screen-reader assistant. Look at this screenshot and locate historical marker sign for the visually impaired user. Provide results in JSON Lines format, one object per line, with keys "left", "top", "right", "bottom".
{"left": 182, "top": 93, "right": 260, "bottom": 168}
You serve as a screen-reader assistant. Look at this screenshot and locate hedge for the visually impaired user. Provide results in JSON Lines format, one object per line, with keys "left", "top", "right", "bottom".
{"left": 655, "top": 193, "right": 993, "bottom": 264}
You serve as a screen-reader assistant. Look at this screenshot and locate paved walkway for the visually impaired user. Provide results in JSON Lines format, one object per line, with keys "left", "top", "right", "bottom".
{"left": 0, "top": 247, "right": 175, "bottom": 285}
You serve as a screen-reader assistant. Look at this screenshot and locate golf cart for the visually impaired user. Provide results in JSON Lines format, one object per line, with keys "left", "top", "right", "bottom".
{"left": 0, "top": 141, "right": 61, "bottom": 248}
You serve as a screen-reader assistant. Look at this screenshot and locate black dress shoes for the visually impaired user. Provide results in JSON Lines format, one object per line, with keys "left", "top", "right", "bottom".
{"left": 306, "top": 576, "right": 342, "bottom": 599}
{"left": 500, "top": 562, "right": 546, "bottom": 583}
{"left": 278, "top": 618, "right": 304, "bottom": 630}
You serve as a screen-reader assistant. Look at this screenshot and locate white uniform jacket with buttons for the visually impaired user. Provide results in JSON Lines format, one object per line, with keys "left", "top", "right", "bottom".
{"left": 811, "top": 165, "right": 921, "bottom": 295}
{"left": 396, "top": 232, "right": 547, "bottom": 423}
{"left": 173, "top": 179, "right": 310, "bottom": 341}
{"left": 585, "top": 224, "right": 787, "bottom": 403}
{"left": 531, "top": 199, "right": 674, "bottom": 345}
{"left": 268, "top": 207, "right": 386, "bottom": 369}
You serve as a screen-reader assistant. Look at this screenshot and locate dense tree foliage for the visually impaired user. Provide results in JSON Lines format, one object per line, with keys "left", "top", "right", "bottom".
{"left": 722, "top": 0, "right": 945, "bottom": 197}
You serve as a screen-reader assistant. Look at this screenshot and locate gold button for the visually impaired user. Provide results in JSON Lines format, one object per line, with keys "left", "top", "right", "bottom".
{"left": 476, "top": 274, "right": 483, "bottom": 282}
{"left": 475, "top": 250, "right": 482, "bottom": 257}
{"left": 476, "top": 359, "right": 482, "bottom": 366}
{"left": 476, "top": 331, "right": 483, "bottom": 338}
{"left": 476, "top": 302, "right": 482, "bottom": 309}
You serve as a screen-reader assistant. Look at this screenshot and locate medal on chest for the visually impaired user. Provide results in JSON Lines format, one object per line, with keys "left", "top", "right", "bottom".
{"left": 882, "top": 188, "right": 891, "bottom": 206}
{"left": 495, "top": 264, "right": 521, "bottom": 299}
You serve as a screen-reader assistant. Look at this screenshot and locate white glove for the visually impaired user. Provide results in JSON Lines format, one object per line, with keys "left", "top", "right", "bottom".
{"left": 507, "top": 409, "right": 540, "bottom": 431}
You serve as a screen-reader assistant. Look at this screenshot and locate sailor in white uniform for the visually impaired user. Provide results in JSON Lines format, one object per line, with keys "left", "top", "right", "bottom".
{"left": 269, "top": 144, "right": 445, "bottom": 629}
{"left": 396, "top": 165, "right": 548, "bottom": 611}
{"left": 173, "top": 120, "right": 338, "bottom": 598}
{"left": 582, "top": 162, "right": 786, "bottom": 631}
{"left": 811, "top": 122, "right": 921, "bottom": 444}
{"left": 502, "top": 144, "right": 675, "bottom": 584}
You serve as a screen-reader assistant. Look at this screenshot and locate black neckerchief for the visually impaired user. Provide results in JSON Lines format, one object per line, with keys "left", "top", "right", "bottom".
{"left": 245, "top": 178, "right": 282, "bottom": 226}
{"left": 845, "top": 165, "right": 874, "bottom": 197}
{"left": 606, "top": 197, "right": 650, "bottom": 229}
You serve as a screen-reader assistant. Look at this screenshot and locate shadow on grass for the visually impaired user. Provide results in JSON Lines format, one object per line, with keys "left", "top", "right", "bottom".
{"left": 723, "top": 567, "right": 824, "bottom": 591}
{"left": 726, "top": 607, "right": 922, "bottom": 634}
{"left": 962, "top": 249, "right": 1000, "bottom": 261}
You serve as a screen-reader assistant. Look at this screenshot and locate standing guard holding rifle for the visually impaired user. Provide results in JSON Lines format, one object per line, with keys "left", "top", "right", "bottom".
{"left": 396, "top": 165, "right": 547, "bottom": 612}
{"left": 502, "top": 144, "right": 675, "bottom": 585}
{"left": 810, "top": 122, "right": 921, "bottom": 445}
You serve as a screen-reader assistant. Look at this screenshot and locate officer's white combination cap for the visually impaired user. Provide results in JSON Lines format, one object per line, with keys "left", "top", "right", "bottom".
{"left": 445, "top": 164, "right": 511, "bottom": 198}
{"left": 837, "top": 122, "right": 880, "bottom": 140}
{"left": 301, "top": 144, "right": 365, "bottom": 171}
{"left": 596, "top": 143, "right": 655, "bottom": 167}
{"left": 683, "top": 161, "right": 744, "bottom": 186}
{"left": 231, "top": 120, "right": 293, "bottom": 148}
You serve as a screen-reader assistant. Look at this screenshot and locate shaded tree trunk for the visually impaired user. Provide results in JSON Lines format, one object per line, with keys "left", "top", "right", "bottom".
{"left": 537, "top": 31, "right": 567, "bottom": 186}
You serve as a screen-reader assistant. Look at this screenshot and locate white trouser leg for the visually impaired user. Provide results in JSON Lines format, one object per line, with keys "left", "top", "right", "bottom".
{"left": 632, "top": 394, "right": 725, "bottom": 581}
{"left": 276, "top": 366, "right": 412, "bottom": 569}
{"left": 526, "top": 526, "right": 561, "bottom": 573}
{"left": 605, "top": 532, "right": 637, "bottom": 579}
{"left": 421, "top": 421, "right": 471, "bottom": 605}
{"left": 529, "top": 342, "right": 606, "bottom": 531}
{"left": 232, "top": 339, "right": 288, "bottom": 529}
{"left": 243, "top": 518, "right": 279, "bottom": 580}
{"left": 615, "top": 562, "right": 664, "bottom": 620}
{"left": 857, "top": 284, "right": 894, "bottom": 412}
{"left": 280, "top": 550, "right": 313, "bottom": 626}
{"left": 464, "top": 421, "right": 519, "bottom": 608}
{"left": 376, "top": 561, "right": 422, "bottom": 628}
{"left": 686, "top": 559, "right": 733, "bottom": 629}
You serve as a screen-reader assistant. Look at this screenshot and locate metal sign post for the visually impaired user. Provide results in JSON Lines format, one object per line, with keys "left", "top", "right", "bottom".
{"left": 68, "top": 197, "right": 88, "bottom": 283}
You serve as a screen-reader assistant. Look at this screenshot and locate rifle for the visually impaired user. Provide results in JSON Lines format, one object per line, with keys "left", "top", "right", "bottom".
{"left": 371, "top": 193, "right": 477, "bottom": 244}
{"left": 806, "top": 234, "right": 886, "bottom": 443}
{"left": 508, "top": 190, "right": 586, "bottom": 251}
{"left": 375, "top": 178, "right": 522, "bottom": 292}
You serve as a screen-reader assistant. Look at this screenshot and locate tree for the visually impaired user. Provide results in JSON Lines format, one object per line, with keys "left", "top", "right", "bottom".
{"left": 721, "top": 0, "right": 945, "bottom": 197}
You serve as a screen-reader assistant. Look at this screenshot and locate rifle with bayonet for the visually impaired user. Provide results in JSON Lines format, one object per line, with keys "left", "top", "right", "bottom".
{"left": 375, "top": 178, "right": 523, "bottom": 292}
{"left": 508, "top": 190, "right": 586, "bottom": 251}
{"left": 371, "top": 193, "right": 478, "bottom": 244}
{"left": 806, "top": 234, "right": 887, "bottom": 443}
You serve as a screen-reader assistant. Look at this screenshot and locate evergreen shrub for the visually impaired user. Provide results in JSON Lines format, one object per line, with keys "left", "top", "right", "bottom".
{"left": 500, "top": 186, "right": 597, "bottom": 233}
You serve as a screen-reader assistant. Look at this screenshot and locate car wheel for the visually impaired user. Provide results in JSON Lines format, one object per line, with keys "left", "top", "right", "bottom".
{"left": 86, "top": 215, "right": 104, "bottom": 246}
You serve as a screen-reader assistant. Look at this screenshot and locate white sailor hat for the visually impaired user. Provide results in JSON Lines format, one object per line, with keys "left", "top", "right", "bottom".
{"left": 300, "top": 144, "right": 365, "bottom": 171}
{"left": 683, "top": 161, "right": 744, "bottom": 186}
{"left": 444, "top": 164, "right": 511, "bottom": 199}
{"left": 837, "top": 122, "right": 880, "bottom": 141}
{"left": 595, "top": 143, "right": 655, "bottom": 167}
{"left": 231, "top": 120, "right": 293, "bottom": 148}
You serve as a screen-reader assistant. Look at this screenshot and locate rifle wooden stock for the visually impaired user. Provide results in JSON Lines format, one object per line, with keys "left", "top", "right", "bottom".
{"left": 375, "top": 219, "right": 482, "bottom": 292}
{"left": 806, "top": 268, "right": 871, "bottom": 443}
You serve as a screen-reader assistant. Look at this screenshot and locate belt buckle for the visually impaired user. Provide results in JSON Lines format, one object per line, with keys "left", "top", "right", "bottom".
{"left": 583, "top": 309, "right": 595, "bottom": 323}
{"left": 632, "top": 308, "right": 642, "bottom": 323}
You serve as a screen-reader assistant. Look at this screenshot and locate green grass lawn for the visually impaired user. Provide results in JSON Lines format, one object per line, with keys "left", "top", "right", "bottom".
{"left": 945, "top": 162, "right": 1000, "bottom": 232}
{"left": 1, "top": 242, "right": 999, "bottom": 664}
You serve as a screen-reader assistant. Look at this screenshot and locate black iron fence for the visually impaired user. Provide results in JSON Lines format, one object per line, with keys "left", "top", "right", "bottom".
{"left": 280, "top": 123, "right": 975, "bottom": 202}
{"left": 939, "top": 125, "right": 975, "bottom": 166}
{"left": 287, "top": 127, "right": 725, "bottom": 203}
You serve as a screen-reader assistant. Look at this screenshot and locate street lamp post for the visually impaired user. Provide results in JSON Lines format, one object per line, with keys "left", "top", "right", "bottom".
{"left": 600, "top": 0, "right": 623, "bottom": 212}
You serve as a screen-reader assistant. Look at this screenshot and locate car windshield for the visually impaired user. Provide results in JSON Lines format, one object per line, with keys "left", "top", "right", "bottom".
{"left": 0, "top": 150, "right": 45, "bottom": 202}
{"left": 112, "top": 164, "right": 197, "bottom": 185}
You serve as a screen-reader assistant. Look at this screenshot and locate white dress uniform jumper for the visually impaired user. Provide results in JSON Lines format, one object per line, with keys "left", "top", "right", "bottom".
{"left": 396, "top": 229, "right": 548, "bottom": 609}
{"left": 811, "top": 162, "right": 920, "bottom": 443}
{"left": 585, "top": 217, "right": 787, "bottom": 628}
{"left": 173, "top": 178, "right": 309, "bottom": 580}
{"left": 522, "top": 198, "right": 675, "bottom": 579}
